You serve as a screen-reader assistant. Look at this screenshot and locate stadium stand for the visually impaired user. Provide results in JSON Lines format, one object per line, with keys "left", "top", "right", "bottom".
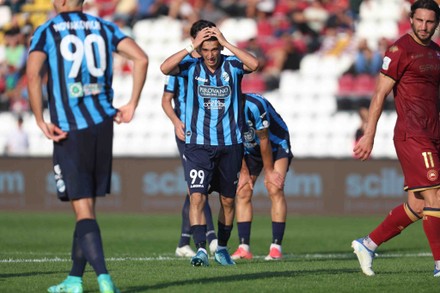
{"left": 0, "top": 0, "right": 415, "bottom": 159}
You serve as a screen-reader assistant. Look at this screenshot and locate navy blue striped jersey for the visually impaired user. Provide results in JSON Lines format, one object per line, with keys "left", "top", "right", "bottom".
{"left": 243, "top": 93, "right": 291, "bottom": 156}
{"left": 163, "top": 55, "right": 197, "bottom": 122}
{"left": 178, "top": 55, "right": 247, "bottom": 146}
{"left": 29, "top": 12, "right": 127, "bottom": 131}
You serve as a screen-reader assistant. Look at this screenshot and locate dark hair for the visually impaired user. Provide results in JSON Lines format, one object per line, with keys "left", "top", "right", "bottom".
{"left": 410, "top": 0, "right": 440, "bottom": 22}
{"left": 190, "top": 19, "right": 216, "bottom": 39}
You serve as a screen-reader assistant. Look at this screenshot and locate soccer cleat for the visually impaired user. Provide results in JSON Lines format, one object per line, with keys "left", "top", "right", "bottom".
{"left": 351, "top": 238, "right": 375, "bottom": 276}
{"left": 97, "top": 274, "right": 120, "bottom": 293}
{"left": 214, "top": 248, "right": 236, "bottom": 266}
{"left": 47, "top": 276, "right": 83, "bottom": 293}
{"left": 264, "top": 243, "right": 282, "bottom": 260}
{"left": 434, "top": 267, "right": 440, "bottom": 277}
{"left": 190, "top": 248, "right": 209, "bottom": 267}
{"left": 175, "top": 245, "right": 196, "bottom": 257}
{"left": 231, "top": 244, "right": 253, "bottom": 260}
{"left": 209, "top": 239, "right": 218, "bottom": 256}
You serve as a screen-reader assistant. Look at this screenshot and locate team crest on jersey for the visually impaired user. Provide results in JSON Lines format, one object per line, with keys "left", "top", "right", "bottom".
{"left": 389, "top": 46, "right": 398, "bottom": 53}
{"left": 427, "top": 169, "right": 438, "bottom": 181}
{"left": 222, "top": 72, "right": 230, "bottom": 82}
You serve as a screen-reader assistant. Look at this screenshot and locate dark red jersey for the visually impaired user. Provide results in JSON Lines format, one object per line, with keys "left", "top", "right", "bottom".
{"left": 381, "top": 34, "right": 440, "bottom": 140}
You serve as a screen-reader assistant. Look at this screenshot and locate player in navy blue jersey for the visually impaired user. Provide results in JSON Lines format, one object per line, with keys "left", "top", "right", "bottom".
{"left": 160, "top": 19, "right": 259, "bottom": 266}
{"left": 27, "top": 0, "right": 148, "bottom": 292}
{"left": 231, "top": 93, "right": 292, "bottom": 261}
{"left": 161, "top": 63, "right": 218, "bottom": 258}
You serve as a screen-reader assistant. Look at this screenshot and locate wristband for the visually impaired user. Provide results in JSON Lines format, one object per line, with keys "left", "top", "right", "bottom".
{"left": 185, "top": 43, "right": 194, "bottom": 54}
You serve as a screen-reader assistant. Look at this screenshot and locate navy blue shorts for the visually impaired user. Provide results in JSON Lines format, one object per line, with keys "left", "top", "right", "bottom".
{"left": 175, "top": 135, "right": 185, "bottom": 168}
{"left": 53, "top": 118, "right": 113, "bottom": 201}
{"left": 184, "top": 144, "right": 244, "bottom": 198}
{"left": 245, "top": 147, "right": 293, "bottom": 177}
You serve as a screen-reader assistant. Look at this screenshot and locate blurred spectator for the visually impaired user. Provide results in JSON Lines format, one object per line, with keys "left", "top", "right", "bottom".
{"left": 5, "top": 114, "right": 29, "bottom": 156}
{"left": 132, "top": 0, "right": 169, "bottom": 22}
{"left": 193, "top": 0, "right": 227, "bottom": 24}
{"left": 0, "top": 0, "right": 25, "bottom": 14}
{"left": 4, "top": 26, "right": 26, "bottom": 71}
{"left": 303, "top": 0, "right": 329, "bottom": 34}
{"left": 168, "top": 0, "right": 197, "bottom": 22}
{"left": 345, "top": 38, "right": 382, "bottom": 76}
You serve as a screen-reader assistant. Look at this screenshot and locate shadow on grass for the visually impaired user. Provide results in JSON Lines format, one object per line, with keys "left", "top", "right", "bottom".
{"left": 122, "top": 268, "right": 359, "bottom": 292}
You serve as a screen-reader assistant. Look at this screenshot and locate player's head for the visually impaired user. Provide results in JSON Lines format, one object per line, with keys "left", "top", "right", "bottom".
{"left": 190, "top": 20, "right": 216, "bottom": 40}
{"left": 409, "top": 0, "right": 440, "bottom": 44}
{"left": 53, "top": 0, "right": 84, "bottom": 12}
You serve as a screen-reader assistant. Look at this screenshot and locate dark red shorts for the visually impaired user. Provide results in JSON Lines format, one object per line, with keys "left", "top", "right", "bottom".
{"left": 394, "top": 137, "right": 440, "bottom": 191}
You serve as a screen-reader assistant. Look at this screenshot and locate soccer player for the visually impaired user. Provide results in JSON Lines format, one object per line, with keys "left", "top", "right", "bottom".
{"left": 26, "top": 0, "right": 148, "bottom": 292}
{"left": 160, "top": 19, "right": 259, "bottom": 266}
{"left": 231, "top": 93, "right": 292, "bottom": 261}
{"left": 161, "top": 71, "right": 218, "bottom": 258}
{"left": 352, "top": 0, "right": 440, "bottom": 277}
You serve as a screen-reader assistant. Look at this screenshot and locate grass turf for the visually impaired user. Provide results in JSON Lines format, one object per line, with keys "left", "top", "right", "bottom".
{"left": 0, "top": 211, "right": 437, "bottom": 292}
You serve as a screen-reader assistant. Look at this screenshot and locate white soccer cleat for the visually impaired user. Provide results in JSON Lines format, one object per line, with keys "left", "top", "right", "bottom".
{"left": 175, "top": 245, "right": 196, "bottom": 257}
{"left": 351, "top": 238, "right": 375, "bottom": 276}
{"left": 209, "top": 239, "right": 218, "bottom": 256}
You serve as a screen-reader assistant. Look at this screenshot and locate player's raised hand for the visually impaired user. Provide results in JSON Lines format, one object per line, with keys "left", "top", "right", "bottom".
{"left": 208, "top": 27, "right": 227, "bottom": 46}
{"left": 193, "top": 27, "right": 213, "bottom": 50}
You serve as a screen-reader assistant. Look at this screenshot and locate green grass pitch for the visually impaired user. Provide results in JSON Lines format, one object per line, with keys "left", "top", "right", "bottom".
{"left": 0, "top": 211, "right": 438, "bottom": 292}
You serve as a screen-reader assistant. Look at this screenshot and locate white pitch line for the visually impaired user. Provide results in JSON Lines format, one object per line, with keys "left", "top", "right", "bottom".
{"left": 0, "top": 252, "right": 433, "bottom": 264}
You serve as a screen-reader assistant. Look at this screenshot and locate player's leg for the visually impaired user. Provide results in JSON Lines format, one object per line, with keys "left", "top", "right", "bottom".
{"left": 184, "top": 145, "right": 212, "bottom": 267}
{"left": 231, "top": 175, "right": 256, "bottom": 260}
{"left": 189, "top": 192, "right": 209, "bottom": 266}
{"left": 203, "top": 198, "right": 218, "bottom": 255}
{"left": 175, "top": 194, "right": 196, "bottom": 257}
{"left": 265, "top": 157, "right": 289, "bottom": 261}
{"left": 175, "top": 138, "right": 196, "bottom": 257}
{"left": 421, "top": 188, "right": 440, "bottom": 276}
{"left": 352, "top": 138, "right": 426, "bottom": 276}
{"left": 214, "top": 144, "right": 243, "bottom": 265}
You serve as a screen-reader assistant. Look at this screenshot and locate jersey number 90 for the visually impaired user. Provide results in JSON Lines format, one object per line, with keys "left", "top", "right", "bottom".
{"left": 60, "top": 34, "right": 106, "bottom": 78}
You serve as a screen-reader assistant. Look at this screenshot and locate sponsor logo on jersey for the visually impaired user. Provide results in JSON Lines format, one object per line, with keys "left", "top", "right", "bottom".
{"left": 382, "top": 56, "right": 391, "bottom": 71}
{"left": 198, "top": 85, "right": 231, "bottom": 98}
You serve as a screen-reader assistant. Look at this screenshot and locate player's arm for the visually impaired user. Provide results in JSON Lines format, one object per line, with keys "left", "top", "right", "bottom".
{"left": 161, "top": 91, "right": 185, "bottom": 141}
{"left": 353, "top": 73, "right": 395, "bottom": 160}
{"left": 27, "top": 51, "right": 67, "bottom": 142}
{"left": 160, "top": 28, "right": 211, "bottom": 75}
{"left": 256, "top": 128, "right": 284, "bottom": 189}
{"left": 209, "top": 27, "right": 259, "bottom": 72}
{"left": 114, "top": 38, "right": 149, "bottom": 123}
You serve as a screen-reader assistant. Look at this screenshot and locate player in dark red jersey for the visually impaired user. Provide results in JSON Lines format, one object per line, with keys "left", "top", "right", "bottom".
{"left": 352, "top": 0, "right": 440, "bottom": 277}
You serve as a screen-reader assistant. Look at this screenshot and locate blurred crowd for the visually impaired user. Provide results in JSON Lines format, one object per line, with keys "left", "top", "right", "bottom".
{"left": 0, "top": 0, "right": 428, "bottom": 155}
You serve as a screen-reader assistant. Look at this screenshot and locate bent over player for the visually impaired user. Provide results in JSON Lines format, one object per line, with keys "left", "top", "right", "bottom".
{"left": 160, "top": 19, "right": 259, "bottom": 266}
{"left": 352, "top": 0, "right": 440, "bottom": 277}
{"left": 232, "top": 93, "right": 292, "bottom": 261}
{"left": 27, "top": 0, "right": 148, "bottom": 292}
